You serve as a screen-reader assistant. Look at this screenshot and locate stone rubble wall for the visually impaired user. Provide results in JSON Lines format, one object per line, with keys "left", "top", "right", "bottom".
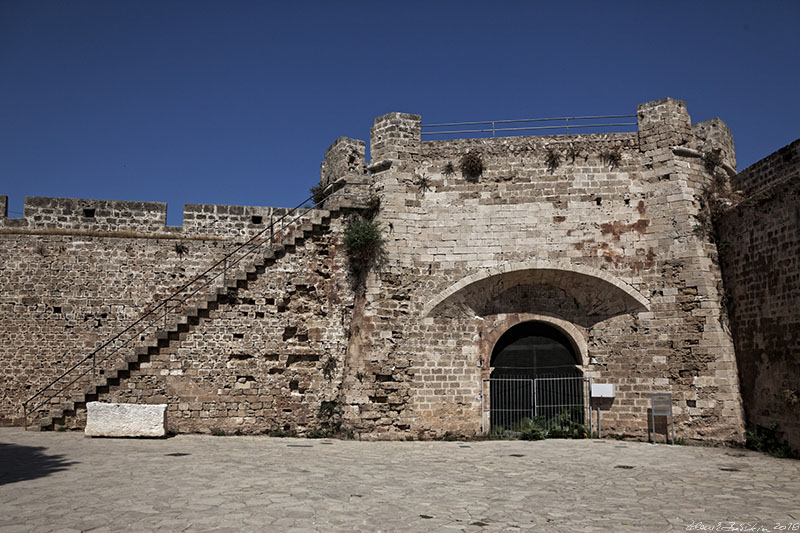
{"left": 94, "top": 217, "right": 355, "bottom": 436}
{"left": 717, "top": 139, "right": 800, "bottom": 454}
{"left": 0, "top": 197, "right": 330, "bottom": 426}
{"left": 0, "top": 233, "right": 237, "bottom": 424}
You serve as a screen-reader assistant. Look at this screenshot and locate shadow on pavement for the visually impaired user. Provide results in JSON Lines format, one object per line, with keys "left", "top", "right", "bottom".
{"left": 0, "top": 442, "right": 78, "bottom": 485}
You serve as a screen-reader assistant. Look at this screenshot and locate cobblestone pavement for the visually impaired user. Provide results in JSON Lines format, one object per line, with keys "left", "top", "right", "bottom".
{"left": 1, "top": 428, "right": 798, "bottom": 532}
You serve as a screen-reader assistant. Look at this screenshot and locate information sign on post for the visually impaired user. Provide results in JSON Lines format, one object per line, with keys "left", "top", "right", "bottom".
{"left": 650, "top": 393, "right": 675, "bottom": 444}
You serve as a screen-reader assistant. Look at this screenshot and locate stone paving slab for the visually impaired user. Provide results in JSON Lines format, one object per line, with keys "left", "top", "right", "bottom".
{"left": 1, "top": 428, "right": 798, "bottom": 532}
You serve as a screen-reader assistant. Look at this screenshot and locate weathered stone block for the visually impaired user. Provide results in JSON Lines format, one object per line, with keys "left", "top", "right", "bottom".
{"left": 85, "top": 402, "right": 167, "bottom": 437}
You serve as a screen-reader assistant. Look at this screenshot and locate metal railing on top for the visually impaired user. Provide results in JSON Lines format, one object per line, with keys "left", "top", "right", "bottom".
{"left": 422, "top": 114, "right": 637, "bottom": 138}
{"left": 22, "top": 180, "right": 358, "bottom": 429}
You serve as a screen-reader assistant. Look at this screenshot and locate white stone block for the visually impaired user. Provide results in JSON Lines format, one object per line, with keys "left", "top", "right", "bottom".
{"left": 85, "top": 402, "right": 167, "bottom": 437}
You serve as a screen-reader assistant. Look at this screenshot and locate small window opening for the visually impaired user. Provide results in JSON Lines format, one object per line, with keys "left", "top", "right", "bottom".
{"left": 83, "top": 208, "right": 95, "bottom": 218}
{"left": 251, "top": 215, "right": 263, "bottom": 225}
{"left": 53, "top": 306, "right": 62, "bottom": 314}
{"left": 624, "top": 198, "right": 630, "bottom": 206}
{"left": 595, "top": 197, "right": 602, "bottom": 206}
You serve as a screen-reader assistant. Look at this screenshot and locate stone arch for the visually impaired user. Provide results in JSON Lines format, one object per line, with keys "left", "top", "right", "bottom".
{"left": 484, "top": 313, "right": 590, "bottom": 369}
{"left": 421, "top": 260, "right": 650, "bottom": 325}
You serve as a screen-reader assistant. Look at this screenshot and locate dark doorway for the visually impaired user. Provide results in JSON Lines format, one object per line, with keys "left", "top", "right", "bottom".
{"left": 487, "top": 322, "right": 586, "bottom": 433}
{"left": 490, "top": 321, "right": 581, "bottom": 378}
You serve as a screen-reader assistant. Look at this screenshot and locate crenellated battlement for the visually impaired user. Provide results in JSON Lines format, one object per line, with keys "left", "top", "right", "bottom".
{"left": 0, "top": 196, "right": 302, "bottom": 239}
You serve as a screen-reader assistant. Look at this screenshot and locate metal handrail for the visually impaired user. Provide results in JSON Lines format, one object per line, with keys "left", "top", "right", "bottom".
{"left": 22, "top": 180, "right": 354, "bottom": 428}
{"left": 422, "top": 114, "right": 637, "bottom": 137}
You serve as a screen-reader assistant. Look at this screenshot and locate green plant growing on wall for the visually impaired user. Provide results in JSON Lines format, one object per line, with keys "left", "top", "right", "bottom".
{"left": 566, "top": 145, "right": 582, "bottom": 164}
{"left": 415, "top": 174, "right": 431, "bottom": 194}
{"left": 459, "top": 152, "right": 484, "bottom": 182}
{"left": 268, "top": 427, "right": 297, "bottom": 438}
{"left": 307, "top": 400, "right": 343, "bottom": 438}
{"left": 321, "top": 356, "right": 337, "bottom": 380}
{"left": 310, "top": 184, "right": 326, "bottom": 205}
{"left": 545, "top": 147, "right": 562, "bottom": 172}
{"left": 344, "top": 216, "right": 385, "bottom": 274}
{"left": 746, "top": 424, "right": 793, "bottom": 458}
{"left": 703, "top": 148, "right": 724, "bottom": 174}
{"left": 441, "top": 161, "right": 455, "bottom": 177}
{"left": 694, "top": 175, "right": 742, "bottom": 241}
{"left": 600, "top": 148, "right": 622, "bottom": 169}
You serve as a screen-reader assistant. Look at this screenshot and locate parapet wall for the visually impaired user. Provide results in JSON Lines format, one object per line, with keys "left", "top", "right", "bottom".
{"left": 421, "top": 131, "right": 638, "bottom": 161}
{"left": 731, "top": 139, "right": 800, "bottom": 197}
{"left": 0, "top": 196, "right": 299, "bottom": 239}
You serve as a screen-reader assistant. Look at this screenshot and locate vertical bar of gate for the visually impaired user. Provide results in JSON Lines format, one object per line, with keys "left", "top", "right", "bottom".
{"left": 551, "top": 378, "right": 555, "bottom": 432}
{"left": 502, "top": 378, "right": 505, "bottom": 430}
{"left": 559, "top": 378, "right": 563, "bottom": 431}
{"left": 506, "top": 378, "right": 510, "bottom": 429}
{"left": 563, "top": 378, "right": 568, "bottom": 430}
{"left": 575, "top": 378, "right": 580, "bottom": 427}
{"left": 481, "top": 380, "right": 485, "bottom": 435}
{"left": 529, "top": 378, "right": 534, "bottom": 422}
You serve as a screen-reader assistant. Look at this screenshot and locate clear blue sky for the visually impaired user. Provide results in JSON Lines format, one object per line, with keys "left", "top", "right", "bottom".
{"left": 2, "top": 1, "right": 798, "bottom": 225}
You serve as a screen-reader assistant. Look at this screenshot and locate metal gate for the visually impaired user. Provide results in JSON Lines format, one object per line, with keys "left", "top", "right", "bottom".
{"left": 481, "top": 376, "right": 591, "bottom": 436}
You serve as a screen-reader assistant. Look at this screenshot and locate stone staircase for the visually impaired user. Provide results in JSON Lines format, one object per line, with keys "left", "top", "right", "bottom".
{"left": 32, "top": 208, "right": 332, "bottom": 431}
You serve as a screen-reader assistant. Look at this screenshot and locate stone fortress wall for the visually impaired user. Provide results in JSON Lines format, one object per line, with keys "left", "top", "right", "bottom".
{"left": 716, "top": 140, "right": 800, "bottom": 453}
{"left": 342, "top": 98, "right": 745, "bottom": 442}
{"left": 0, "top": 193, "right": 353, "bottom": 432}
{"left": 0, "top": 97, "right": 796, "bottom": 451}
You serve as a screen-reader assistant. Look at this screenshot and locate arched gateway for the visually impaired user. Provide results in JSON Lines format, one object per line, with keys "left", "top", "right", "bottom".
{"left": 422, "top": 262, "right": 649, "bottom": 436}
{"left": 486, "top": 321, "right": 589, "bottom": 434}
